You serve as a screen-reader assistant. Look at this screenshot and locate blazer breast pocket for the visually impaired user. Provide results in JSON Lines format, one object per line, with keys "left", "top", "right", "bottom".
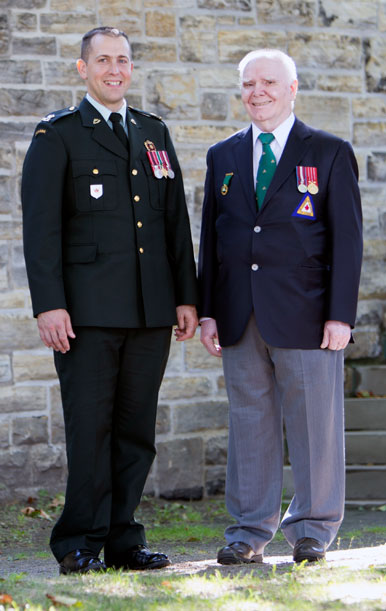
{"left": 72, "top": 160, "right": 118, "bottom": 211}
{"left": 140, "top": 157, "right": 167, "bottom": 211}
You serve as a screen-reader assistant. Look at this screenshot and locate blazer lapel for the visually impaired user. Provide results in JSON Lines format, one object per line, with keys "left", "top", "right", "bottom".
{"left": 232, "top": 126, "right": 257, "bottom": 215}
{"left": 78, "top": 98, "right": 129, "bottom": 161}
{"left": 260, "top": 118, "right": 313, "bottom": 211}
{"left": 126, "top": 107, "right": 144, "bottom": 164}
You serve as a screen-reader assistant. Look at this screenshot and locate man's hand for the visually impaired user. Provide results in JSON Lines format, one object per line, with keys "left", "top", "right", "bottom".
{"left": 200, "top": 318, "right": 222, "bottom": 357}
{"left": 37, "top": 309, "right": 76, "bottom": 353}
{"left": 320, "top": 320, "right": 351, "bottom": 351}
{"left": 174, "top": 305, "right": 198, "bottom": 341}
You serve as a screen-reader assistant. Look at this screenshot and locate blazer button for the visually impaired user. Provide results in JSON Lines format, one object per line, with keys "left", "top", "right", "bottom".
{"left": 137, "top": 221, "right": 143, "bottom": 228}
{"left": 251, "top": 264, "right": 259, "bottom": 271}
{"left": 254, "top": 225, "right": 261, "bottom": 233}
{"left": 132, "top": 169, "right": 138, "bottom": 175}
{"left": 92, "top": 168, "right": 99, "bottom": 175}
{"left": 139, "top": 247, "right": 144, "bottom": 254}
{"left": 134, "top": 195, "right": 140, "bottom": 202}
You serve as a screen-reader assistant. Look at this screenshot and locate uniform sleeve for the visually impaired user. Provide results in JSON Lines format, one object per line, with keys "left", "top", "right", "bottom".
{"left": 163, "top": 124, "right": 198, "bottom": 306}
{"left": 22, "top": 123, "right": 68, "bottom": 317}
{"left": 197, "top": 147, "right": 218, "bottom": 318}
{"left": 326, "top": 140, "right": 363, "bottom": 326}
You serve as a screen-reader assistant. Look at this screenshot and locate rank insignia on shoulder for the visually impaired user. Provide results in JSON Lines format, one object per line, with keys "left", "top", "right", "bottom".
{"left": 42, "top": 113, "right": 55, "bottom": 122}
{"left": 34, "top": 128, "right": 47, "bottom": 137}
{"left": 292, "top": 194, "right": 316, "bottom": 219}
{"left": 221, "top": 172, "right": 234, "bottom": 196}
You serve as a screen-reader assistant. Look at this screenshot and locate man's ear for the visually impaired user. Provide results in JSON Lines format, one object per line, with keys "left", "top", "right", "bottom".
{"left": 76, "top": 58, "right": 87, "bottom": 81}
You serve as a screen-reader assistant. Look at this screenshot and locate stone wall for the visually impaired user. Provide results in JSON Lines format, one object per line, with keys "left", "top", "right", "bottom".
{"left": 0, "top": 0, "right": 385, "bottom": 501}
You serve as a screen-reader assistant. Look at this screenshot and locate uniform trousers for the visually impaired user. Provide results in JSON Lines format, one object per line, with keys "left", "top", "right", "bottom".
{"left": 50, "top": 325, "right": 171, "bottom": 563}
{"left": 221, "top": 315, "right": 345, "bottom": 555}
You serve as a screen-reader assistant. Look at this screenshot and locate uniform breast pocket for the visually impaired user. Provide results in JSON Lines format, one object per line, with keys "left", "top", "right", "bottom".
{"left": 72, "top": 160, "right": 118, "bottom": 211}
{"left": 141, "top": 158, "right": 167, "bottom": 210}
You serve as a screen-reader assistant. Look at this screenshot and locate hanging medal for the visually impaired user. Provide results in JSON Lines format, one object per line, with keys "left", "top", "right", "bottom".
{"left": 296, "top": 166, "right": 308, "bottom": 193}
{"left": 307, "top": 166, "right": 319, "bottom": 194}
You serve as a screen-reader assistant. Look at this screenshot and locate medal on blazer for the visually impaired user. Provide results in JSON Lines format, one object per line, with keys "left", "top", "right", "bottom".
{"left": 144, "top": 140, "right": 175, "bottom": 179}
{"left": 221, "top": 172, "right": 234, "bottom": 195}
{"left": 296, "top": 166, "right": 319, "bottom": 194}
{"left": 292, "top": 194, "right": 316, "bottom": 218}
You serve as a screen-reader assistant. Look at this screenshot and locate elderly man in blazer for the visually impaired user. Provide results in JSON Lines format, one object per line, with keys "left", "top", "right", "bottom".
{"left": 22, "top": 27, "right": 198, "bottom": 575}
{"left": 198, "top": 49, "right": 362, "bottom": 564}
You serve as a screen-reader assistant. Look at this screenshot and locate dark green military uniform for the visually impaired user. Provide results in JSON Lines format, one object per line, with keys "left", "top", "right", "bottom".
{"left": 22, "top": 98, "right": 198, "bottom": 563}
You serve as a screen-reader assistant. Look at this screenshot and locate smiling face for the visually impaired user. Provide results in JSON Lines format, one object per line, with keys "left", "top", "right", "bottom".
{"left": 76, "top": 33, "right": 133, "bottom": 111}
{"left": 241, "top": 57, "right": 298, "bottom": 132}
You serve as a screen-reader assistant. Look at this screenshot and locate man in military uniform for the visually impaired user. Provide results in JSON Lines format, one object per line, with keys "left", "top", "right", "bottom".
{"left": 22, "top": 27, "right": 198, "bottom": 575}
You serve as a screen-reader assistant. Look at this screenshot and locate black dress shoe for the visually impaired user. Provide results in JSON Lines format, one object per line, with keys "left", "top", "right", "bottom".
{"left": 217, "top": 542, "right": 263, "bottom": 565}
{"left": 106, "top": 545, "right": 170, "bottom": 570}
{"left": 293, "top": 538, "right": 326, "bottom": 563}
{"left": 59, "top": 549, "right": 107, "bottom": 575}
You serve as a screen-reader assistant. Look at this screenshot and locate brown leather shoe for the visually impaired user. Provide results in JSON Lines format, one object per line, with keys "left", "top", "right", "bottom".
{"left": 293, "top": 538, "right": 326, "bottom": 563}
{"left": 217, "top": 541, "right": 263, "bottom": 565}
{"left": 59, "top": 549, "right": 106, "bottom": 575}
{"left": 106, "top": 545, "right": 170, "bottom": 570}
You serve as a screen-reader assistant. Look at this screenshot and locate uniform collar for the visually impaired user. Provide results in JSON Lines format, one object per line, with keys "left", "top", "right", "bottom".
{"left": 86, "top": 93, "right": 127, "bottom": 127}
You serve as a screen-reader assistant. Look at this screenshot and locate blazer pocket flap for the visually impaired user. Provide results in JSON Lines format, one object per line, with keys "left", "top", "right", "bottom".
{"left": 72, "top": 160, "right": 117, "bottom": 177}
{"left": 65, "top": 243, "right": 97, "bottom": 263}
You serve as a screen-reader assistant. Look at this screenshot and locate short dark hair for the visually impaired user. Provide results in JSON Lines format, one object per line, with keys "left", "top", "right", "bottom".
{"left": 81, "top": 27, "right": 131, "bottom": 62}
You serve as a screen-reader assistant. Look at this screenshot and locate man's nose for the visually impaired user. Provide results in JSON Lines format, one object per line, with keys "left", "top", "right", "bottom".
{"left": 109, "top": 61, "right": 120, "bottom": 74}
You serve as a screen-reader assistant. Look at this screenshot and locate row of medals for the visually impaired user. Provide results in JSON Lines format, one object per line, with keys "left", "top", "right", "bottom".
{"left": 153, "top": 164, "right": 175, "bottom": 179}
{"left": 298, "top": 181, "right": 318, "bottom": 195}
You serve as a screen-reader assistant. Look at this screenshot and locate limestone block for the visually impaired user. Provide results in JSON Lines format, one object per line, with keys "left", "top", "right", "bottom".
{"left": 205, "top": 465, "right": 226, "bottom": 495}
{"left": 0, "top": 355, "right": 12, "bottom": 383}
{"left": 288, "top": 34, "right": 362, "bottom": 69}
{"left": 11, "top": 12, "right": 37, "bottom": 32}
{"left": 353, "top": 121, "right": 386, "bottom": 147}
{"left": 363, "top": 238, "right": 386, "bottom": 259}
{"left": 217, "top": 375, "right": 227, "bottom": 395}
{"left": 0, "top": 289, "right": 27, "bottom": 309}
{"left": 0, "top": 88, "right": 71, "bottom": 118}
{"left": 365, "top": 37, "right": 386, "bottom": 92}
{"left": 98, "top": 0, "right": 142, "bottom": 17}
{"left": 318, "top": 0, "right": 377, "bottom": 29}
{"left": 164, "top": 339, "right": 184, "bottom": 375}
{"left": 381, "top": 0, "right": 386, "bottom": 32}
{"left": 317, "top": 74, "right": 362, "bottom": 93}
{"left": 180, "top": 32, "right": 217, "bottom": 64}
{"left": 230, "top": 93, "right": 249, "bottom": 121}
{"left": 50, "top": 0, "right": 95, "bottom": 9}
{"left": 0, "top": 23, "right": 10, "bottom": 57}
{"left": 12, "top": 415, "right": 48, "bottom": 445}
{"left": 205, "top": 434, "right": 228, "bottom": 465}
{"left": 295, "top": 95, "right": 350, "bottom": 139}
{"left": 144, "top": 0, "right": 179, "bottom": 5}
{"left": 44, "top": 61, "right": 83, "bottom": 87}
{"left": 201, "top": 92, "right": 228, "bottom": 120}
{"left": 2, "top": 0, "right": 46, "bottom": 6}
{"left": 359, "top": 258, "right": 386, "bottom": 300}
{"left": 345, "top": 467, "right": 386, "bottom": 501}
{"left": 174, "top": 401, "right": 229, "bottom": 433}
{"left": 0, "top": 385, "right": 46, "bottom": 414}
{"left": 185, "top": 336, "right": 223, "bottom": 370}
{"left": 40, "top": 13, "right": 96, "bottom": 34}
{"left": 355, "top": 150, "right": 366, "bottom": 181}
{"left": 0, "top": 448, "right": 31, "bottom": 492}
{"left": 145, "top": 10, "right": 175, "bottom": 37}
{"left": 131, "top": 42, "right": 176, "bottom": 62}
{"left": 345, "top": 325, "right": 381, "bottom": 359}
{"left": 345, "top": 398, "right": 386, "bottom": 430}
{"left": 298, "top": 72, "right": 317, "bottom": 91}
{"left": 257, "top": 0, "right": 315, "bottom": 26}
{"left": 30, "top": 444, "right": 67, "bottom": 488}
{"left": 13, "top": 350, "right": 57, "bottom": 382}
{"left": 0, "top": 421, "right": 9, "bottom": 448}
{"left": 0, "top": 143, "right": 13, "bottom": 170}
{"left": 218, "top": 30, "right": 287, "bottom": 63}
{"left": 355, "top": 299, "right": 385, "bottom": 326}
{"left": 146, "top": 71, "right": 199, "bottom": 119}
{"left": 0, "top": 177, "right": 13, "bottom": 214}
{"left": 352, "top": 97, "right": 386, "bottom": 120}
{"left": 10, "top": 242, "right": 27, "bottom": 288}
{"left": 157, "top": 437, "right": 204, "bottom": 499}
{"left": 12, "top": 36, "right": 56, "bottom": 56}
{"left": 0, "top": 219, "right": 22, "bottom": 240}
{"left": 368, "top": 153, "right": 386, "bottom": 182}
{"left": 50, "top": 385, "right": 65, "bottom": 444}
{"left": 198, "top": 0, "right": 251, "bottom": 7}
{"left": 159, "top": 375, "right": 212, "bottom": 400}
{"left": 174, "top": 125, "right": 237, "bottom": 144}
{"left": 59, "top": 36, "right": 85, "bottom": 59}
{"left": 198, "top": 67, "right": 238, "bottom": 89}
{"left": 352, "top": 368, "right": 386, "bottom": 397}
{"left": 360, "top": 186, "right": 386, "bottom": 214}
{"left": 156, "top": 403, "right": 171, "bottom": 435}
{"left": 0, "top": 312, "right": 42, "bottom": 350}
{"left": 0, "top": 60, "right": 42, "bottom": 84}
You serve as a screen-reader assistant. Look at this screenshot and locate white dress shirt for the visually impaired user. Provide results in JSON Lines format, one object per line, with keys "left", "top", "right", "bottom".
{"left": 252, "top": 112, "right": 295, "bottom": 182}
{"left": 86, "top": 93, "right": 128, "bottom": 136}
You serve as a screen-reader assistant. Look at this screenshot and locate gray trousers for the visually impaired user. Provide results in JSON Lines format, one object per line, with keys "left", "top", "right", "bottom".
{"left": 222, "top": 316, "right": 345, "bottom": 555}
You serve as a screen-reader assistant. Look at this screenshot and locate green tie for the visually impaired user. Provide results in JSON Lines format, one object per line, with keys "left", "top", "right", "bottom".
{"left": 256, "top": 133, "right": 276, "bottom": 209}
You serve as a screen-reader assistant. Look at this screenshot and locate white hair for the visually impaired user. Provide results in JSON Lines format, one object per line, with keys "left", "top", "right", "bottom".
{"left": 238, "top": 49, "right": 297, "bottom": 86}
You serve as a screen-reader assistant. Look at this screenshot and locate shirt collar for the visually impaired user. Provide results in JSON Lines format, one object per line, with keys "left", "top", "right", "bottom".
{"left": 86, "top": 93, "right": 127, "bottom": 126}
{"left": 252, "top": 112, "right": 295, "bottom": 149}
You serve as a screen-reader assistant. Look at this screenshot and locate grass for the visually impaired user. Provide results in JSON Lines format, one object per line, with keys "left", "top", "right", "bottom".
{"left": 0, "top": 494, "right": 385, "bottom": 609}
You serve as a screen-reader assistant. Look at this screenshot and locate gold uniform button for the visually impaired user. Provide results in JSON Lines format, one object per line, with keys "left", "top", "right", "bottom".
{"left": 132, "top": 169, "right": 138, "bottom": 176}
{"left": 92, "top": 168, "right": 99, "bottom": 175}
{"left": 134, "top": 195, "right": 140, "bottom": 202}
{"left": 137, "top": 221, "right": 143, "bottom": 228}
{"left": 139, "top": 247, "right": 144, "bottom": 254}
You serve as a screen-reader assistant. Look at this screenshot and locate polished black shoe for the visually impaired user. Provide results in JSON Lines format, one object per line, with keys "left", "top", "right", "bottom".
{"left": 59, "top": 549, "right": 107, "bottom": 575}
{"left": 217, "top": 541, "right": 263, "bottom": 565}
{"left": 106, "top": 545, "right": 170, "bottom": 570}
{"left": 293, "top": 538, "right": 326, "bottom": 563}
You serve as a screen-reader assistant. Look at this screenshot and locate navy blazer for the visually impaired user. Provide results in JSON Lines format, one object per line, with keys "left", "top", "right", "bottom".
{"left": 198, "top": 118, "right": 362, "bottom": 349}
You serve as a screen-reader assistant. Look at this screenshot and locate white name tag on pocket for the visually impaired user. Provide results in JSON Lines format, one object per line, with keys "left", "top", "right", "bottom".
{"left": 90, "top": 184, "right": 103, "bottom": 199}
